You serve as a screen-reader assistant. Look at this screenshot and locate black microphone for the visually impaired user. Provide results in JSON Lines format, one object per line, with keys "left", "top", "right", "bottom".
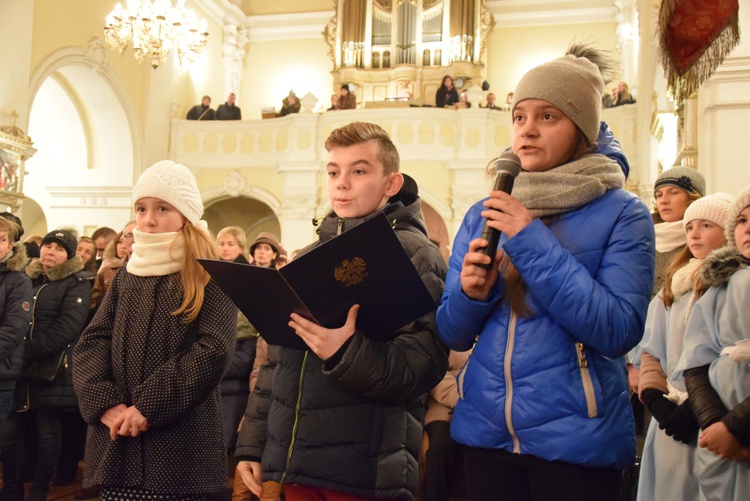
{"left": 477, "top": 151, "right": 522, "bottom": 269}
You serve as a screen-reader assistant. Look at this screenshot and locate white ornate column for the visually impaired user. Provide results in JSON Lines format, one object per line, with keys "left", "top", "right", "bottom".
{"left": 223, "top": 22, "right": 249, "bottom": 97}
{"left": 615, "top": 0, "right": 638, "bottom": 90}
{"left": 446, "top": 159, "right": 489, "bottom": 241}
{"left": 277, "top": 163, "right": 321, "bottom": 254}
{"left": 635, "top": 0, "right": 661, "bottom": 202}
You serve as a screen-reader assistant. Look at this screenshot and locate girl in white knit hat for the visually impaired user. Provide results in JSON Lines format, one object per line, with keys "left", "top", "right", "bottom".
{"left": 436, "top": 43, "right": 655, "bottom": 499}
{"left": 72, "top": 160, "right": 236, "bottom": 501}
{"left": 636, "top": 192, "right": 733, "bottom": 501}
{"left": 675, "top": 185, "right": 750, "bottom": 501}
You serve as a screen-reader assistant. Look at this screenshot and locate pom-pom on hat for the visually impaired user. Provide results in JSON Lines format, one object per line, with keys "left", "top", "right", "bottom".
{"left": 654, "top": 166, "right": 706, "bottom": 197}
{"left": 131, "top": 160, "right": 204, "bottom": 225}
{"left": 724, "top": 184, "right": 750, "bottom": 247}
{"left": 511, "top": 53, "right": 604, "bottom": 144}
{"left": 683, "top": 192, "right": 734, "bottom": 231}
{"left": 41, "top": 229, "right": 77, "bottom": 259}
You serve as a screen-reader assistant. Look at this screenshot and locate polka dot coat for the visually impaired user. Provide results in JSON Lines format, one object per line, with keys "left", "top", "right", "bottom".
{"left": 72, "top": 269, "right": 236, "bottom": 494}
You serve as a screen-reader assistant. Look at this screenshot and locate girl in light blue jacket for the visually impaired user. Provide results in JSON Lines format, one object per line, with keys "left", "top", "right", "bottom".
{"left": 636, "top": 193, "right": 733, "bottom": 501}
{"left": 676, "top": 184, "right": 750, "bottom": 501}
{"left": 436, "top": 44, "right": 655, "bottom": 501}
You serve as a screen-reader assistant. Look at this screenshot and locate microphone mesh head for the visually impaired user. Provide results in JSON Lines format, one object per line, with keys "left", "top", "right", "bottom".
{"left": 495, "top": 151, "right": 522, "bottom": 178}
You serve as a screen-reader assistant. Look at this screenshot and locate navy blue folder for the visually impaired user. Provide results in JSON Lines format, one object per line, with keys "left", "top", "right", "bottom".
{"left": 198, "top": 213, "right": 437, "bottom": 350}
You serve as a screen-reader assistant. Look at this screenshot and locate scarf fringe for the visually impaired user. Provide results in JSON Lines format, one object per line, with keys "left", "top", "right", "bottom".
{"left": 658, "top": 0, "right": 741, "bottom": 106}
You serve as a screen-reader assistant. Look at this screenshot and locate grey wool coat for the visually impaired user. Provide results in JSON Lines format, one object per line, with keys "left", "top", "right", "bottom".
{"left": 73, "top": 269, "right": 237, "bottom": 495}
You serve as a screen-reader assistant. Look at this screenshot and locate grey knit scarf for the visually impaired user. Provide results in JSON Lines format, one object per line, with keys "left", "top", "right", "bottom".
{"left": 512, "top": 153, "right": 625, "bottom": 218}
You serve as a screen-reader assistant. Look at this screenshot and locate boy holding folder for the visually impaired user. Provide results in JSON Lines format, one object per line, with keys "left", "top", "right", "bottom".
{"left": 235, "top": 121, "right": 448, "bottom": 500}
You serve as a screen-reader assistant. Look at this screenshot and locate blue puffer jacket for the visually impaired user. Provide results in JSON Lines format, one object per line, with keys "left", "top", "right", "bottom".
{"left": 437, "top": 188, "right": 654, "bottom": 469}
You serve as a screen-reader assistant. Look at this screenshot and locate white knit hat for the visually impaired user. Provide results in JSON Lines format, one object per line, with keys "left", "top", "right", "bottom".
{"left": 683, "top": 192, "right": 734, "bottom": 231}
{"left": 132, "top": 160, "right": 203, "bottom": 224}
{"left": 724, "top": 184, "right": 750, "bottom": 247}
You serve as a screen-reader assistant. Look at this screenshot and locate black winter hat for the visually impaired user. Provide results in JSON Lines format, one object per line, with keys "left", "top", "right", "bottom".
{"left": 41, "top": 229, "right": 77, "bottom": 259}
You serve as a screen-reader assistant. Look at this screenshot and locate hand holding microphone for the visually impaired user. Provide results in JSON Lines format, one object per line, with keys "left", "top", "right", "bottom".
{"left": 477, "top": 151, "right": 522, "bottom": 269}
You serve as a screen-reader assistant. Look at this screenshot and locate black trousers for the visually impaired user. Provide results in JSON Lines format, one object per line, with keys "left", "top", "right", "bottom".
{"left": 424, "top": 421, "right": 464, "bottom": 501}
{"left": 463, "top": 446, "right": 622, "bottom": 501}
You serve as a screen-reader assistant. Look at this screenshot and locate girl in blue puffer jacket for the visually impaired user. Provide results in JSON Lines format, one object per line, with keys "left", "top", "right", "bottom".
{"left": 436, "top": 43, "right": 655, "bottom": 500}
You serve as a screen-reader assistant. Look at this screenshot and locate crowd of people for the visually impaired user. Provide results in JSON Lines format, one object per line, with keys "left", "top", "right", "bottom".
{"left": 188, "top": 82, "right": 525, "bottom": 117}
{"left": 0, "top": 42, "right": 745, "bottom": 501}
{"left": 189, "top": 75, "right": 635, "bottom": 119}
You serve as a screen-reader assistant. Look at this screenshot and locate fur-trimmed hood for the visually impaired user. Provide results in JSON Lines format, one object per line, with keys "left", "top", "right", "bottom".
{"left": 699, "top": 246, "right": 748, "bottom": 288}
{"left": 0, "top": 244, "right": 29, "bottom": 273}
{"left": 25, "top": 255, "right": 85, "bottom": 281}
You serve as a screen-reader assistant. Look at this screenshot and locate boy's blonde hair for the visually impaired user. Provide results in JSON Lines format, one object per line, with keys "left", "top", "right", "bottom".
{"left": 0, "top": 218, "right": 20, "bottom": 243}
{"left": 324, "top": 122, "right": 400, "bottom": 175}
{"left": 217, "top": 226, "right": 247, "bottom": 251}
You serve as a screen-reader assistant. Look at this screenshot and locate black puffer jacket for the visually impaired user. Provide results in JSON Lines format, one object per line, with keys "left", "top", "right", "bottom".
{"left": 0, "top": 245, "right": 32, "bottom": 389}
{"left": 236, "top": 197, "right": 448, "bottom": 499}
{"left": 16, "top": 256, "right": 92, "bottom": 410}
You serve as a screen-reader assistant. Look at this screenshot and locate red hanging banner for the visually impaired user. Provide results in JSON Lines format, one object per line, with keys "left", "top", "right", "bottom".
{"left": 659, "top": 0, "right": 740, "bottom": 104}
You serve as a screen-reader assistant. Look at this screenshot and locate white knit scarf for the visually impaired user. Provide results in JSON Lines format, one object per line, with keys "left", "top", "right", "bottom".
{"left": 654, "top": 220, "right": 686, "bottom": 253}
{"left": 511, "top": 154, "right": 625, "bottom": 219}
{"left": 126, "top": 228, "right": 184, "bottom": 277}
{"left": 671, "top": 257, "right": 704, "bottom": 297}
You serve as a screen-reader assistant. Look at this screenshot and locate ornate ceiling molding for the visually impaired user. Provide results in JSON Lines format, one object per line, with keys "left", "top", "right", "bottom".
{"left": 485, "top": 0, "right": 616, "bottom": 27}
{"left": 246, "top": 11, "right": 335, "bottom": 41}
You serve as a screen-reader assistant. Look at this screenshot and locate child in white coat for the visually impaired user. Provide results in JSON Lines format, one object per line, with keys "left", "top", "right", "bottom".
{"left": 636, "top": 193, "right": 733, "bottom": 500}
{"left": 676, "top": 184, "right": 750, "bottom": 501}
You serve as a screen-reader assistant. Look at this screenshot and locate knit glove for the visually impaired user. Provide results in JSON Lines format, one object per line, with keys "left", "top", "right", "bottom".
{"left": 641, "top": 389, "right": 678, "bottom": 423}
{"left": 659, "top": 399, "right": 699, "bottom": 444}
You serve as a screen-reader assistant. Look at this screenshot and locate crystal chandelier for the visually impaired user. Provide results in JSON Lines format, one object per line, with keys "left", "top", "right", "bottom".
{"left": 104, "top": 0, "right": 209, "bottom": 69}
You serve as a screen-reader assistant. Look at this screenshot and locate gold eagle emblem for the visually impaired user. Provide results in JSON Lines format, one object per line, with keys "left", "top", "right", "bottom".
{"left": 334, "top": 257, "right": 368, "bottom": 287}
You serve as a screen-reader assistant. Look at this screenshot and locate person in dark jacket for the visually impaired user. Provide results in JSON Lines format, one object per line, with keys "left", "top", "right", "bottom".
{"left": 216, "top": 226, "right": 256, "bottom": 453}
{"left": 0, "top": 216, "right": 31, "bottom": 444}
{"left": 435, "top": 75, "right": 459, "bottom": 108}
{"left": 187, "top": 95, "right": 215, "bottom": 120}
{"left": 0, "top": 229, "right": 92, "bottom": 501}
{"left": 72, "top": 160, "right": 236, "bottom": 500}
{"left": 215, "top": 92, "right": 242, "bottom": 120}
{"left": 235, "top": 122, "right": 448, "bottom": 500}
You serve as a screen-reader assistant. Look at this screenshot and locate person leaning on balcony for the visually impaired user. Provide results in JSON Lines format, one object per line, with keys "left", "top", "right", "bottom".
{"left": 277, "top": 91, "right": 301, "bottom": 117}
{"left": 216, "top": 92, "right": 242, "bottom": 120}
{"left": 337, "top": 84, "right": 357, "bottom": 110}
{"left": 186, "top": 95, "right": 215, "bottom": 120}
{"left": 435, "top": 75, "right": 459, "bottom": 108}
